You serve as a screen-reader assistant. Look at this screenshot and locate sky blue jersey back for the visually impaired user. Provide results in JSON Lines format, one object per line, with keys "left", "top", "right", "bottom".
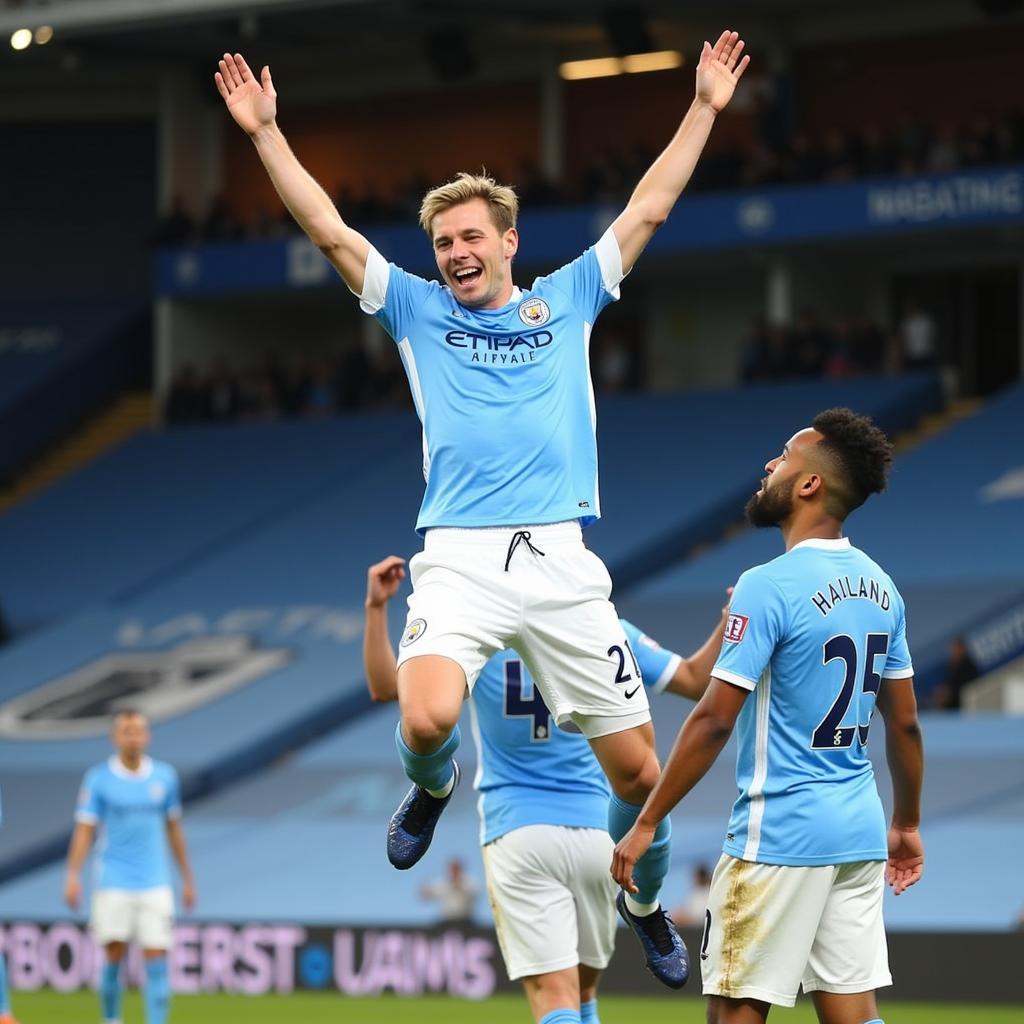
{"left": 75, "top": 756, "right": 182, "bottom": 890}
{"left": 469, "top": 618, "right": 680, "bottom": 845}
{"left": 712, "top": 538, "right": 914, "bottom": 867}
{"left": 358, "top": 229, "right": 624, "bottom": 534}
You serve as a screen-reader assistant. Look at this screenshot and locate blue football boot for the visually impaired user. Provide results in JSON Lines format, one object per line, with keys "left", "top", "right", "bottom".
{"left": 616, "top": 890, "right": 690, "bottom": 989}
{"left": 387, "top": 761, "right": 461, "bottom": 870}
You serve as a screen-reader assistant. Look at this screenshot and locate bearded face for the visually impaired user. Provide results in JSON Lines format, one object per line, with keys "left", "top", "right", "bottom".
{"left": 745, "top": 472, "right": 797, "bottom": 528}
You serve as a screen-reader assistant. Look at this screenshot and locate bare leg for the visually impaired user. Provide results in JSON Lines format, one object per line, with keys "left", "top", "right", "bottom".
{"left": 812, "top": 989, "right": 880, "bottom": 1024}
{"left": 707, "top": 995, "right": 771, "bottom": 1024}
{"left": 521, "top": 965, "right": 580, "bottom": 1023}
{"left": 587, "top": 722, "right": 660, "bottom": 804}
{"left": 578, "top": 963, "right": 601, "bottom": 1006}
{"left": 396, "top": 655, "right": 466, "bottom": 754}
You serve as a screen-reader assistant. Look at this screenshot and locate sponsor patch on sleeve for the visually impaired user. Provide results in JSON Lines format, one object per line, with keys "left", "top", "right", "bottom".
{"left": 723, "top": 613, "right": 749, "bottom": 644}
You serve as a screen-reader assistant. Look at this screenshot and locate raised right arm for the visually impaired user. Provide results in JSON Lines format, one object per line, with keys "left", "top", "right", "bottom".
{"left": 215, "top": 52, "right": 370, "bottom": 294}
{"left": 363, "top": 555, "right": 408, "bottom": 702}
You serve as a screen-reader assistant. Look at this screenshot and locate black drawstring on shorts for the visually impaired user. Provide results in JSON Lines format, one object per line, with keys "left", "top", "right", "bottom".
{"left": 504, "top": 530, "right": 546, "bottom": 572}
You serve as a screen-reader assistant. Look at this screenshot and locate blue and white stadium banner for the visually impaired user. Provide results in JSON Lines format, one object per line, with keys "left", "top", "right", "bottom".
{"left": 155, "top": 164, "right": 1024, "bottom": 296}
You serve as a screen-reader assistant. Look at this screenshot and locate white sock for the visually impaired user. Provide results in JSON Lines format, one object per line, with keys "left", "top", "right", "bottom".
{"left": 426, "top": 772, "right": 455, "bottom": 799}
{"left": 625, "top": 894, "right": 659, "bottom": 917}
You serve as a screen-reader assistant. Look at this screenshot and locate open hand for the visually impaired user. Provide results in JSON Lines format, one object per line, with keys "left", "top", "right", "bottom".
{"left": 215, "top": 52, "right": 277, "bottom": 136}
{"left": 886, "top": 826, "right": 924, "bottom": 895}
{"left": 695, "top": 30, "right": 750, "bottom": 114}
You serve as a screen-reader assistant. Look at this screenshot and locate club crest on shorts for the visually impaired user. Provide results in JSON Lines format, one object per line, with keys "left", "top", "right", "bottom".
{"left": 517, "top": 297, "right": 550, "bottom": 327}
{"left": 723, "top": 613, "right": 749, "bottom": 644}
{"left": 401, "top": 618, "right": 427, "bottom": 647}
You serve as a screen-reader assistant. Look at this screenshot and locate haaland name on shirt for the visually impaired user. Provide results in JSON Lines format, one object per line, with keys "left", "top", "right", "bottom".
{"left": 811, "top": 574, "right": 892, "bottom": 617}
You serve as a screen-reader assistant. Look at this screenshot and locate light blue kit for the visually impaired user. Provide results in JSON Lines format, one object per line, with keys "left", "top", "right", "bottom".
{"left": 713, "top": 538, "right": 913, "bottom": 866}
{"left": 360, "top": 229, "right": 624, "bottom": 534}
{"left": 470, "top": 619, "right": 681, "bottom": 845}
{"left": 75, "top": 756, "right": 182, "bottom": 889}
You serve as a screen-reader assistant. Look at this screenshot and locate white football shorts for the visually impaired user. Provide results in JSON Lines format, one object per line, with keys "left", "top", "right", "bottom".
{"left": 91, "top": 886, "right": 175, "bottom": 950}
{"left": 482, "top": 824, "right": 617, "bottom": 980}
{"left": 396, "top": 520, "right": 651, "bottom": 739}
{"left": 700, "top": 854, "right": 891, "bottom": 1007}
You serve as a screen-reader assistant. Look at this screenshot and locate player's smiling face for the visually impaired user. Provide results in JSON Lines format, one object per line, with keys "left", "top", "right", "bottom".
{"left": 431, "top": 198, "right": 518, "bottom": 310}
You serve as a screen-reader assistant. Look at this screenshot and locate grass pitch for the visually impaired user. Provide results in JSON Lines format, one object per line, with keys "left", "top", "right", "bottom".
{"left": 11, "top": 991, "right": 1023, "bottom": 1022}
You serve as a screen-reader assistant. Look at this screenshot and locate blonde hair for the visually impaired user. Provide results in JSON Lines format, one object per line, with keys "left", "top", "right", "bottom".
{"left": 418, "top": 172, "right": 519, "bottom": 237}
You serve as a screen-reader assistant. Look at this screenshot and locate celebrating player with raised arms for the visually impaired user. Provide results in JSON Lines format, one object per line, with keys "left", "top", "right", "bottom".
{"left": 612, "top": 409, "right": 925, "bottom": 1024}
{"left": 364, "top": 556, "right": 731, "bottom": 1023}
{"left": 217, "top": 30, "right": 749, "bottom": 990}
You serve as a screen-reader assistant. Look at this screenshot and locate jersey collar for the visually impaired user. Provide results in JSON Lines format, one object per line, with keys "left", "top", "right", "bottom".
{"left": 109, "top": 754, "right": 153, "bottom": 780}
{"left": 790, "top": 537, "right": 851, "bottom": 552}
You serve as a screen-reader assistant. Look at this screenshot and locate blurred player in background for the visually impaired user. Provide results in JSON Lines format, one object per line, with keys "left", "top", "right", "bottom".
{"left": 217, "top": 29, "right": 749, "bottom": 990}
{"left": 612, "top": 409, "right": 925, "bottom": 1024}
{"left": 64, "top": 711, "right": 196, "bottom": 1024}
{"left": 0, "top": 954, "right": 16, "bottom": 1024}
{"left": 0, "top": 793, "right": 19, "bottom": 1024}
{"left": 364, "top": 555, "right": 730, "bottom": 1023}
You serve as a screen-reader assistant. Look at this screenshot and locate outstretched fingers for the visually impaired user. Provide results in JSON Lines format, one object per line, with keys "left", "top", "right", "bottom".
{"left": 233, "top": 52, "right": 255, "bottom": 82}
{"left": 214, "top": 70, "right": 230, "bottom": 100}
{"left": 223, "top": 52, "right": 244, "bottom": 89}
{"left": 711, "top": 29, "right": 737, "bottom": 60}
{"left": 734, "top": 53, "right": 751, "bottom": 81}
{"left": 726, "top": 39, "right": 745, "bottom": 71}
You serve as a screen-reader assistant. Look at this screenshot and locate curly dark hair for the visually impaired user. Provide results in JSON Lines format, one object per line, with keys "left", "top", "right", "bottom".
{"left": 811, "top": 407, "right": 894, "bottom": 519}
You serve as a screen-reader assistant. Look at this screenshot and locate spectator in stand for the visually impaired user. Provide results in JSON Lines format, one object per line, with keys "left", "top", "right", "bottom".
{"left": 335, "top": 338, "right": 373, "bottom": 410}
{"left": 850, "top": 315, "right": 887, "bottom": 375}
{"left": 932, "top": 637, "right": 980, "bottom": 712}
{"left": 201, "top": 194, "right": 243, "bottom": 242}
{"left": 206, "top": 357, "right": 240, "bottom": 421}
{"left": 671, "top": 863, "right": 713, "bottom": 928}
{"left": 741, "top": 317, "right": 792, "bottom": 383}
{"left": 592, "top": 324, "right": 635, "bottom": 393}
{"left": 899, "top": 298, "right": 937, "bottom": 371}
{"left": 419, "top": 857, "right": 479, "bottom": 927}
{"left": 164, "top": 364, "right": 207, "bottom": 424}
{"left": 789, "top": 307, "right": 832, "bottom": 377}
{"left": 152, "top": 195, "right": 197, "bottom": 246}
{"left": 305, "top": 359, "right": 337, "bottom": 418}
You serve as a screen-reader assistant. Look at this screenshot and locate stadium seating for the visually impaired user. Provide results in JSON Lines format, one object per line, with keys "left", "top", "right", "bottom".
{"left": 0, "top": 374, "right": 945, "bottom": 884}
{"left": 0, "top": 300, "right": 146, "bottom": 484}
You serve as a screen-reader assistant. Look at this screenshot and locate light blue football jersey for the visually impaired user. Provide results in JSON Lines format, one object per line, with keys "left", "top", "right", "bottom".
{"left": 712, "top": 537, "right": 913, "bottom": 867}
{"left": 75, "top": 756, "right": 182, "bottom": 890}
{"left": 470, "top": 618, "right": 680, "bottom": 845}
{"left": 359, "top": 229, "right": 624, "bottom": 534}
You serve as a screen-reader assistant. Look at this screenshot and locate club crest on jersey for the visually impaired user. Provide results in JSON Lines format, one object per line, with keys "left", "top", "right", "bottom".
{"left": 149, "top": 782, "right": 166, "bottom": 802}
{"left": 723, "top": 613, "right": 749, "bottom": 644}
{"left": 517, "top": 298, "right": 550, "bottom": 327}
{"left": 401, "top": 618, "right": 427, "bottom": 648}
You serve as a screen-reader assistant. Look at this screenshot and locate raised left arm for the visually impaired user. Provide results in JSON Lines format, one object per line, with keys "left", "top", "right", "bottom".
{"left": 612, "top": 30, "right": 750, "bottom": 274}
